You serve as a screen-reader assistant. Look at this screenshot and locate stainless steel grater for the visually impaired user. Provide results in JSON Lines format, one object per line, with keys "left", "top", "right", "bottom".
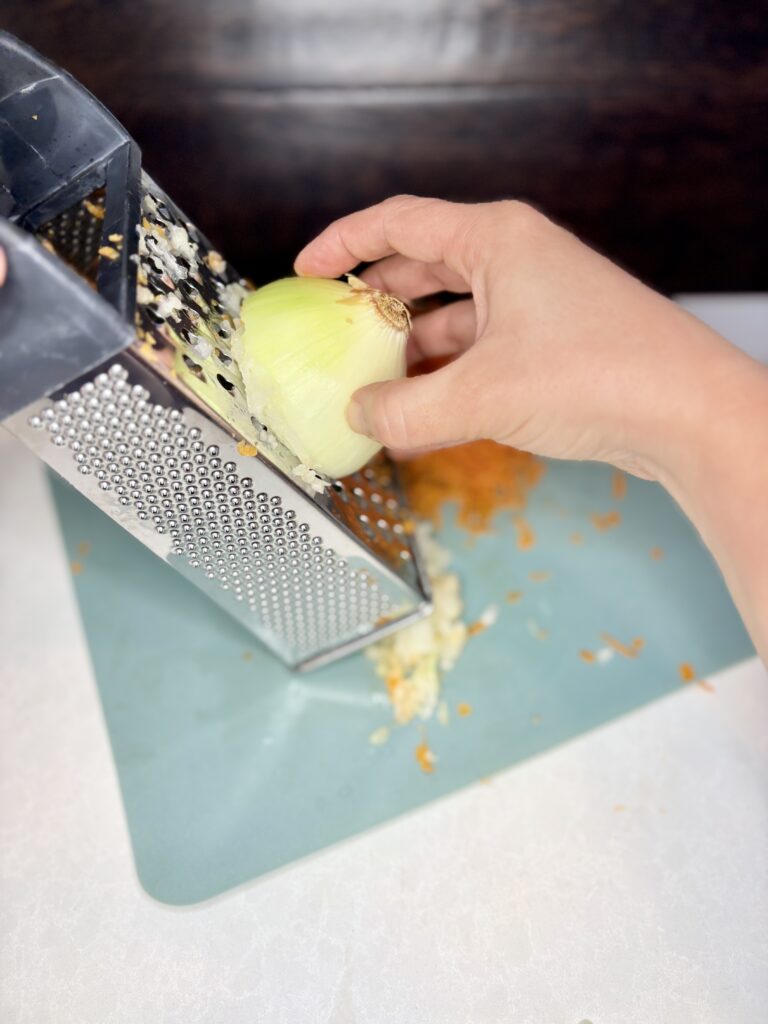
{"left": 0, "top": 33, "right": 430, "bottom": 671}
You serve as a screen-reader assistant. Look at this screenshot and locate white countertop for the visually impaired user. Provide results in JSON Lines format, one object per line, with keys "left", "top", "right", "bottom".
{"left": 2, "top": 295, "right": 768, "bottom": 1023}
{"left": 2, "top": 433, "right": 767, "bottom": 1023}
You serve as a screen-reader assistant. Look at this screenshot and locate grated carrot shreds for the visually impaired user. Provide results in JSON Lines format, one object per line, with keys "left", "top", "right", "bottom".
{"left": 612, "top": 470, "right": 627, "bottom": 501}
{"left": 457, "top": 702, "right": 473, "bottom": 717}
{"left": 600, "top": 632, "right": 644, "bottom": 658}
{"left": 467, "top": 621, "right": 487, "bottom": 638}
{"left": 70, "top": 560, "right": 83, "bottom": 576}
{"left": 236, "top": 440, "right": 259, "bottom": 457}
{"left": 76, "top": 541, "right": 91, "bottom": 558}
{"left": 678, "top": 661, "right": 714, "bottom": 691}
{"left": 528, "top": 570, "right": 552, "bottom": 583}
{"left": 580, "top": 649, "right": 596, "bottom": 663}
{"left": 514, "top": 516, "right": 536, "bottom": 551}
{"left": 385, "top": 672, "right": 402, "bottom": 698}
{"left": 415, "top": 738, "right": 436, "bottom": 774}
{"left": 650, "top": 547, "right": 664, "bottom": 560}
{"left": 591, "top": 511, "right": 622, "bottom": 532}
{"left": 400, "top": 441, "right": 544, "bottom": 534}
{"left": 570, "top": 532, "right": 584, "bottom": 545}
{"left": 506, "top": 590, "right": 523, "bottom": 604}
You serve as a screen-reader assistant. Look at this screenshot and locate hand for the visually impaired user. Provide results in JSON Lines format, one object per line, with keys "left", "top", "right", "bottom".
{"left": 296, "top": 197, "right": 768, "bottom": 658}
{"left": 296, "top": 196, "right": 760, "bottom": 481}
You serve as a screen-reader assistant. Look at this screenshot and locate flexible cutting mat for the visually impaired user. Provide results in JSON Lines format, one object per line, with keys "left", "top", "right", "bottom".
{"left": 51, "top": 460, "right": 752, "bottom": 905}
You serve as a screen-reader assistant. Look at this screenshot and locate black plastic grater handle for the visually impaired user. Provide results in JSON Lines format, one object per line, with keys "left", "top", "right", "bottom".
{"left": 0, "top": 32, "right": 141, "bottom": 419}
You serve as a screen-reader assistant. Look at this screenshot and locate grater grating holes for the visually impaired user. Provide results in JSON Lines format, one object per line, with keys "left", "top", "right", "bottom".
{"left": 31, "top": 364, "right": 395, "bottom": 656}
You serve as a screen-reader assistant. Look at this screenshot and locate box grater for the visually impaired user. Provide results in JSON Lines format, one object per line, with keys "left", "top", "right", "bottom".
{"left": 0, "top": 33, "right": 430, "bottom": 671}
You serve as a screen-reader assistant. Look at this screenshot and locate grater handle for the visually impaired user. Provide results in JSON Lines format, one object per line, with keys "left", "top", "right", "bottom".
{"left": 0, "top": 31, "right": 131, "bottom": 224}
{"left": 0, "top": 218, "right": 134, "bottom": 421}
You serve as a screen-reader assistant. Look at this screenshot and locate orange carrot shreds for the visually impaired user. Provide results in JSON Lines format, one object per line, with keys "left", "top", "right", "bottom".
{"left": 76, "top": 541, "right": 91, "bottom": 558}
{"left": 650, "top": 547, "right": 664, "bottom": 560}
{"left": 580, "top": 649, "right": 596, "bottom": 663}
{"left": 415, "top": 738, "right": 436, "bottom": 774}
{"left": 528, "top": 570, "right": 552, "bottom": 583}
{"left": 591, "top": 510, "right": 622, "bottom": 532}
{"left": 613, "top": 803, "right": 627, "bottom": 812}
{"left": 399, "top": 441, "right": 544, "bottom": 534}
{"left": 457, "top": 702, "right": 473, "bottom": 717}
{"left": 70, "top": 560, "right": 84, "bottom": 576}
{"left": 600, "top": 632, "right": 644, "bottom": 658}
{"left": 242, "top": 650, "right": 254, "bottom": 662}
{"left": 570, "top": 532, "right": 584, "bottom": 545}
{"left": 679, "top": 661, "right": 715, "bottom": 692}
{"left": 514, "top": 516, "right": 536, "bottom": 551}
{"left": 506, "top": 590, "right": 524, "bottom": 604}
{"left": 236, "top": 440, "right": 259, "bottom": 457}
{"left": 612, "top": 470, "right": 627, "bottom": 501}
{"left": 385, "top": 672, "right": 402, "bottom": 698}
{"left": 467, "top": 605, "right": 499, "bottom": 637}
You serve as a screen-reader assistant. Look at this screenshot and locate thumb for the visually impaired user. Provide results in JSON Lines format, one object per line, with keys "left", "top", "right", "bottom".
{"left": 347, "top": 361, "right": 480, "bottom": 451}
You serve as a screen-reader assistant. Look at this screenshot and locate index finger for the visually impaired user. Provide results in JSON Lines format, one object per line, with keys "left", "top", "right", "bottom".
{"left": 294, "top": 195, "right": 478, "bottom": 281}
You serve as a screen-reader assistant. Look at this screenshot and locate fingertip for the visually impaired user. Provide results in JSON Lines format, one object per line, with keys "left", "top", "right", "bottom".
{"left": 293, "top": 246, "right": 319, "bottom": 277}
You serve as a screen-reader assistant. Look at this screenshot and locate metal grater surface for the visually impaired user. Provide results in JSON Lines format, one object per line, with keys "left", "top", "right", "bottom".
{"left": 5, "top": 183, "right": 429, "bottom": 670}
{"left": 0, "top": 35, "right": 431, "bottom": 671}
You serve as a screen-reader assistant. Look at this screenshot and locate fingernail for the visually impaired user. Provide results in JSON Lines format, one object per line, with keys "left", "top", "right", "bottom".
{"left": 347, "top": 397, "right": 371, "bottom": 437}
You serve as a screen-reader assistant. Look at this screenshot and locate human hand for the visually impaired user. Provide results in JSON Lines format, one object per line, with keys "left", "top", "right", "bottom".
{"left": 296, "top": 197, "right": 768, "bottom": 657}
{"left": 295, "top": 196, "right": 762, "bottom": 485}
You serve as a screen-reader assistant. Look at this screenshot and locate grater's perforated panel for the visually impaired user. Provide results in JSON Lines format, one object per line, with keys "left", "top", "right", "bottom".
{"left": 130, "top": 176, "right": 421, "bottom": 582}
{"left": 26, "top": 363, "right": 401, "bottom": 662}
{"left": 37, "top": 188, "right": 106, "bottom": 278}
{"left": 8, "top": 177, "right": 429, "bottom": 668}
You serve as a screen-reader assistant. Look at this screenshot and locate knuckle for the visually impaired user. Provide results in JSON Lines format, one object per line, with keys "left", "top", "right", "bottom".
{"left": 383, "top": 193, "right": 421, "bottom": 213}
{"left": 499, "top": 199, "right": 547, "bottom": 236}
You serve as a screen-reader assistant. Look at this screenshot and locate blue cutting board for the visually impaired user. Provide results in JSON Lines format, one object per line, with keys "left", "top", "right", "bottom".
{"left": 51, "top": 460, "right": 752, "bottom": 905}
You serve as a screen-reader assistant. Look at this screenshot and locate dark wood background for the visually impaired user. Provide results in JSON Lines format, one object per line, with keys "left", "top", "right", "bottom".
{"left": 3, "top": 1, "right": 767, "bottom": 292}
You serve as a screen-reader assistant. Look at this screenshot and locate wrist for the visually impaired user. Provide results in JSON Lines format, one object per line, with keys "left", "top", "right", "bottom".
{"left": 616, "top": 297, "right": 768, "bottom": 495}
{"left": 654, "top": 346, "right": 768, "bottom": 508}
